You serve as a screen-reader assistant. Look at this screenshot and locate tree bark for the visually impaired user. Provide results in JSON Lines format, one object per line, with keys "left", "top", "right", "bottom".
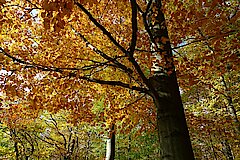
{"left": 106, "top": 124, "right": 115, "bottom": 160}
{"left": 147, "top": 0, "right": 194, "bottom": 159}
{"left": 150, "top": 74, "right": 194, "bottom": 159}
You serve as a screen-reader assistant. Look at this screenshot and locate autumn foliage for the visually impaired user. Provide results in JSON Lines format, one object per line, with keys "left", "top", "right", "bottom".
{"left": 0, "top": 0, "right": 239, "bottom": 159}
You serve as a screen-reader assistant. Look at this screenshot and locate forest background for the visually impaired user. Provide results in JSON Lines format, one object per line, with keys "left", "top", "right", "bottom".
{"left": 0, "top": 0, "right": 239, "bottom": 159}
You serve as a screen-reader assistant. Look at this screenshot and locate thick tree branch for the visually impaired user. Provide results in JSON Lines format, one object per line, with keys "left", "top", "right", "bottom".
{"left": 76, "top": 76, "right": 149, "bottom": 94}
{"left": 1, "top": 47, "right": 147, "bottom": 93}
{"left": 129, "top": 0, "right": 138, "bottom": 56}
{"left": 137, "top": 0, "right": 159, "bottom": 50}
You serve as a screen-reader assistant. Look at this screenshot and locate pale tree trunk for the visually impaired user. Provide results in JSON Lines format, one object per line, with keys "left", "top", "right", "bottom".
{"left": 105, "top": 124, "right": 115, "bottom": 160}
{"left": 105, "top": 139, "right": 111, "bottom": 160}
{"left": 146, "top": 0, "right": 194, "bottom": 159}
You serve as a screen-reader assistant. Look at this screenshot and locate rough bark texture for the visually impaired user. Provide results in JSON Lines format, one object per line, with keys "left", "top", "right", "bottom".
{"left": 147, "top": 0, "right": 194, "bottom": 159}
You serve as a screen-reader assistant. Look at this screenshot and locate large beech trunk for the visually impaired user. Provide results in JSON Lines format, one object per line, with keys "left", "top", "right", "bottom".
{"left": 147, "top": 0, "right": 194, "bottom": 159}
{"left": 150, "top": 73, "right": 194, "bottom": 159}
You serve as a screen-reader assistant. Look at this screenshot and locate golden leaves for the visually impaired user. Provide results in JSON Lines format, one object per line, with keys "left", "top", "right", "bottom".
{"left": 41, "top": 0, "right": 75, "bottom": 31}
{"left": 43, "top": 17, "right": 51, "bottom": 30}
{"left": 1, "top": 0, "right": 150, "bottom": 134}
{"left": 79, "top": 0, "right": 99, "bottom": 6}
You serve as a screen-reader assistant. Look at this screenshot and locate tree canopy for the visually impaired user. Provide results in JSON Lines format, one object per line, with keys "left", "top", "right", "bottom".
{"left": 0, "top": 0, "right": 239, "bottom": 159}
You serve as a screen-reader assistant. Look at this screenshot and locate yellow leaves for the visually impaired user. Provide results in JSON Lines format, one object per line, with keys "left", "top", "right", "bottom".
{"left": 1, "top": 0, "right": 147, "bottom": 133}
{"left": 40, "top": 0, "right": 76, "bottom": 31}
{"left": 79, "top": 0, "right": 98, "bottom": 6}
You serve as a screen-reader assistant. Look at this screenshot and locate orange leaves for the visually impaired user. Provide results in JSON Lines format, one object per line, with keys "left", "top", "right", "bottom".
{"left": 160, "top": 36, "right": 170, "bottom": 44}
{"left": 42, "top": 0, "right": 74, "bottom": 11}
{"left": 43, "top": 17, "right": 51, "bottom": 30}
{"left": 41, "top": 0, "right": 75, "bottom": 31}
{"left": 163, "top": 0, "right": 239, "bottom": 46}
{"left": 40, "top": 0, "right": 99, "bottom": 31}
{"left": 0, "top": 103, "right": 37, "bottom": 129}
{"left": 79, "top": 0, "right": 98, "bottom": 6}
{"left": 0, "top": 0, "right": 6, "bottom": 5}
{"left": 54, "top": 19, "right": 66, "bottom": 32}
{"left": 43, "top": 1, "right": 58, "bottom": 11}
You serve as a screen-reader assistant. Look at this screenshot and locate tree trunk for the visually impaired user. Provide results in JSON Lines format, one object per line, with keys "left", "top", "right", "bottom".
{"left": 106, "top": 124, "right": 115, "bottom": 160}
{"left": 150, "top": 73, "right": 194, "bottom": 159}
{"left": 147, "top": 0, "right": 194, "bottom": 159}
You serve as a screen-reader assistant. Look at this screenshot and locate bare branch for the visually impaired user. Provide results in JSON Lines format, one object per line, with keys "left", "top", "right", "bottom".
{"left": 50, "top": 114, "right": 67, "bottom": 148}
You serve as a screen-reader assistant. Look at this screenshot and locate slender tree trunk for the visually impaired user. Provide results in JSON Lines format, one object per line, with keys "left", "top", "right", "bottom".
{"left": 106, "top": 124, "right": 115, "bottom": 160}
{"left": 10, "top": 129, "right": 20, "bottom": 160}
{"left": 147, "top": 0, "right": 194, "bottom": 159}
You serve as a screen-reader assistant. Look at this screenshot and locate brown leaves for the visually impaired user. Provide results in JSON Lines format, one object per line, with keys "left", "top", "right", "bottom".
{"left": 41, "top": 0, "right": 75, "bottom": 31}
{"left": 0, "top": 0, "right": 6, "bottom": 5}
